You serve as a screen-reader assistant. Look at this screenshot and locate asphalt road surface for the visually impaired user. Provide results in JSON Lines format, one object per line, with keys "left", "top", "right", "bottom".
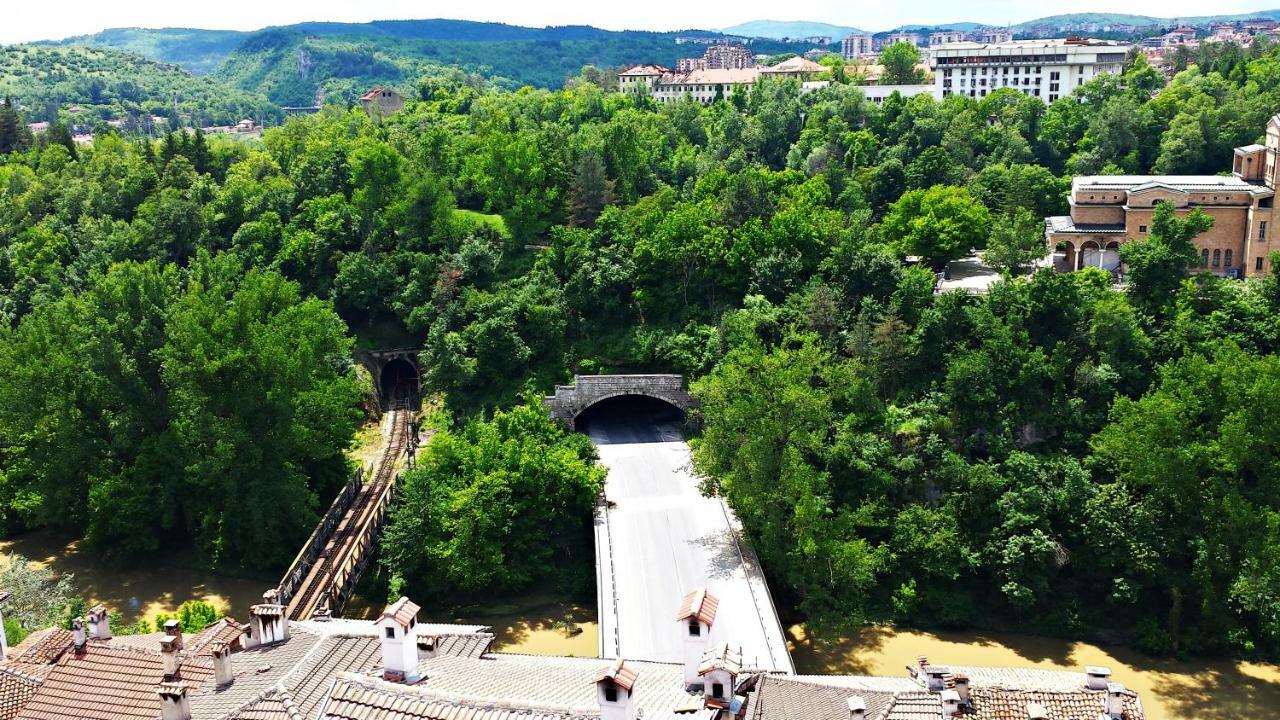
{"left": 585, "top": 401, "right": 794, "bottom": 673}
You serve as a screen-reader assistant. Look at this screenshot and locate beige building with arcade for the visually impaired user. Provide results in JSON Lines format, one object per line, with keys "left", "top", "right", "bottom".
{"left": 1046, "top": 115, "right": 1280, "bottom": 279}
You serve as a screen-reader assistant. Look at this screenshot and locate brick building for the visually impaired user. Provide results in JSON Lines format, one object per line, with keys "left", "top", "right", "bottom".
{"left": 1046, "top": 115, "right": 1280, "bottom": 278}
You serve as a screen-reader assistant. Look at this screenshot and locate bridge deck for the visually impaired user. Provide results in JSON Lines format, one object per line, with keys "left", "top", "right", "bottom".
{"left": 589, "top": 412, "right": 793, "bottom": 673}
{"left": 284, "top": 409, "right": 409, "bottom": 620}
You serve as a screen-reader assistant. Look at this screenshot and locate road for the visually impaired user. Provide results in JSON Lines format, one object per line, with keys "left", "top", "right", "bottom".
{"left": 586, "top": 405, "right": 794, "bottom": 673}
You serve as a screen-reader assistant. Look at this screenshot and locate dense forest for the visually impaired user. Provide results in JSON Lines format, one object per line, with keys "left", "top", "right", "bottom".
{"left": 3, "top": 37, "right": 1280, "bottom": 658}
{"left": 0, "top": 45, "right": 278, "bottom": 127}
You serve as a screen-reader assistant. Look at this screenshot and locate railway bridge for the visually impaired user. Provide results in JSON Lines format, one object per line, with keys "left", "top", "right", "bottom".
{"left": 274, "top": 407, "right": 414, "bottom": 620}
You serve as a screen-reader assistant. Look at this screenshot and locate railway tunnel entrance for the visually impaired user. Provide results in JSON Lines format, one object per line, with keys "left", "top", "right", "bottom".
{"left": 378, "top": 356, "right": 420, "bottom": 409}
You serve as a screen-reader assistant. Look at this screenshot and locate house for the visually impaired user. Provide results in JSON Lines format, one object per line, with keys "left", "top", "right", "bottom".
{"left": 0, "top": 586, "right": 1152, "bottom": 720}
{"left": 759, "top": 56, "right": 827, "bottom": 80}
{"left": 1046, "top": 114, "right": 1280, "bottom": 278}
{"left": 360, "top": 87, "right": 405, "bottom": 118}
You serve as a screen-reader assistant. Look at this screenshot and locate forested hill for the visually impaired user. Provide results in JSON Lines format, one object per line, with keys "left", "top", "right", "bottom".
{"left": 50, "top": 20, "right": 815, "bottom": 105}
{"left": 0, "top": 44, "right": 276, "bottom": 126}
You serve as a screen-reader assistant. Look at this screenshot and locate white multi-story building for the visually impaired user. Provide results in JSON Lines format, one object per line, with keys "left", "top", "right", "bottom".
{"left": 841, "top": 33, "right": 874, "bottom": 59}
{"left": 933, "top": 37, "right": 1131, "bottom": 104}
{"left": 929, "top": 31, "right": 966, "bottom": 46}
{"left": 885, "top": 32, "right": 922, "bottom": 47}
{"left": 977, "top": 29, "right": 1014, "bottom": 44}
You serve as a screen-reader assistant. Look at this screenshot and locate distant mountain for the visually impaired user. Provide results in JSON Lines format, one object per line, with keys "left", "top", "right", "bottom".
{"left": 898, "top": 22, "right": 984, "bottom": 32}
{"left": 0, "top": 44, "right": 274, "bottom": 125}
{"left": 719, "top": 20, "right": 862, "bottom": 40}
{"left": 1015, "top": 10, "right": 1280, "bottom": 29}
{"left": 45, "top": 27, "right": 252, "bottom": 75}
{"left": 44, "top": 19, "right": 815, "bottom": 105}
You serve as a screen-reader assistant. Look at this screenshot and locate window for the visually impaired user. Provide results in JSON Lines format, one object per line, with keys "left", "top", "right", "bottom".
{"left": 1139, "top": 225, "right": 1147, "bottom": 233}
{"left": 1213, "top": 249, "right": 1221, "bottom": 267}
{"left": 604, "top": 686, "right": 619, "bottom": 703}
{"left": 688, "top": 620, "right": 701, "bottom": 637}
{"left": 1258, "top": 256, "right": 1265, "bottom": 271}
{"left": 1262, "top": 221, "right": 1268, "bottom": 239}
{"left": 1226, "top": 249, "right": 1233, "bottom": 267}
{"left": 385, "top": 627, "right": 395, "bottom": 639}
{"left": 1202, "top": 249, "right": 1210, "bottom": 267}
{"left": 712, "top": 682, "right": 725, "bottom": 698}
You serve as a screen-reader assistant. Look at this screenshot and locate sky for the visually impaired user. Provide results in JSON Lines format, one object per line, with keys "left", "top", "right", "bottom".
{"left": 1, "top": 0, "right": 1275, "bottom": 44}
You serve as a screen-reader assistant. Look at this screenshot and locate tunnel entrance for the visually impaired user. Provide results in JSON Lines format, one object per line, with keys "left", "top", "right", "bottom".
{"left": 379, "top": 357, "right": 420, "bottom": 408}
{"left": 575, "top": 394, "right": 685, "bottom": 444}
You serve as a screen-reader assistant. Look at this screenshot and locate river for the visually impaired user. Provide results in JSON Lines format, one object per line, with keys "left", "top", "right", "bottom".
{"left": 788, "top": 624, "right": 1280, "bottom": 720}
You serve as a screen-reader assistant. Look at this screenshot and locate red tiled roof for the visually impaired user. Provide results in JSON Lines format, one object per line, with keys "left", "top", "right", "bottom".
{"left": 968, "top": 686, "right": 1145, "bottom": 720}
{"left": 676, "top": 588, "right": 718, "bottom": 626}
{"left": 13, "top": 642, "right": 213, "bottom": 720}
{"left": 7, "top": 631, "right": 71, "bottom": 667}
{"left": 185, "top": 618, "right": 248, "bottom": 657}
{"left": 0, "top": 668, "right": 41, "bottom": 720}
{"left": 380, "top": 597, "right": 420, "bottom": 628}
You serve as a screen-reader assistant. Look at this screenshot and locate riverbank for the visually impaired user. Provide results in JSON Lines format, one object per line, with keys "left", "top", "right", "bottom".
{"left": 788, "top": 624, "right": 1280, "bottom": 720}
{"left": 0, "top": 529, "right": 268, "bottom": 623}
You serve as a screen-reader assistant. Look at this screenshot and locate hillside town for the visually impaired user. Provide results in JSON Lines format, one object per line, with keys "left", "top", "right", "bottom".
{"left": 5, "top": 4, "right": 1280, "bottom": 720}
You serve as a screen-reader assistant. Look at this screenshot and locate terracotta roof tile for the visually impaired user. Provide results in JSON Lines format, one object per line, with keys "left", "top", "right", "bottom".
{"left": 13, "top": 642, "right": 213, "bottom": 720}
{"left": 595, "top": 657, "right": 639, "bottom": 692}
{"left": 380, "top": 597, "right": 421, "bottom": 628}
{"left": 676, "top": 588, "right": 718, "bottom": 626}
{"left": 322, "top": 674, "right": 590, "bottom": 720}
{"left": 967, "top": 686, "right": 1145, "bottom": 720}
{"left": 7, "top": 630, "right": 72, "bottom": 666}
{"left": 0, "top": 668, "right": 41, "bottom": 720}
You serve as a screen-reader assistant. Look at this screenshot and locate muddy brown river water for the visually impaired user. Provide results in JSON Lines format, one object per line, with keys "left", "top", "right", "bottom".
{"left": 788, "top": 624, "right": 1280, "bottom": 720}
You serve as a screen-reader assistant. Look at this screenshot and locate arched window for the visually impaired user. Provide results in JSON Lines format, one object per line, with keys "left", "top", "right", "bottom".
{"left": 1225, "top": 249, "right": 1233, "bottom": 268}
{"left": 1201, "top": 249, "right": 1209, "bottom": 267}
{"left": 1212, "top": 249, "right": 1221, "bottom": 267}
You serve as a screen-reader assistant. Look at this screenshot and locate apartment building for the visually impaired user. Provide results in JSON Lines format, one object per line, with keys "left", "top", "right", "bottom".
{"left": 677, "top": 43, "right": 755, "bottom": 72}
{"left": 930, "top": 31, "right": 966, "bottom": 46}
{"left": 621, "top": 57, "right": 826, "bottom": 105}
{"left": 933, "top": 37, "right": 1130, "bottom": 104}
{"left": 841, "top": 33, "right": 874, "bottom": 59}
{"left": 1046, "top": 114, "right": 1280, "bottom": 278}
{"left": 885, "top": 32, "right": 922, "bottom": 46}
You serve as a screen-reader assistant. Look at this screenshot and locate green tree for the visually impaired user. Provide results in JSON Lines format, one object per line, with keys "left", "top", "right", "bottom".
{"left": 381, "top": 399, "right": 605, "bottom": 594}
{"left": 982, "top": 209, "right": 1046, "bottom": 276}
{"left": 880, "top": 185, "right": 991, "bottom": 269}
{"left": 1119, "top": 201, "right": 1213, "bottom": 313}
{"left": 880, "top": 43, "right": 926, "bottom": 85}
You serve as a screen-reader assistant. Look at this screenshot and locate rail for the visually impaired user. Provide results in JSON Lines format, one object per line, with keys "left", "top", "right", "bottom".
{"left": 276, "top": 470, "right": 362, "bottom": 607}
{"left": 282, "top": 406, "right": 412, "bottom": 620}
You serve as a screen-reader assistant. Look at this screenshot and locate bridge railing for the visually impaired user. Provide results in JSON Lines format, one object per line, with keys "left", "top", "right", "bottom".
{"left": 276, "top": 469, "right": 362, "bottom": 606}
{"left": 319, "top": 470, "right": 402, "bottom": 614}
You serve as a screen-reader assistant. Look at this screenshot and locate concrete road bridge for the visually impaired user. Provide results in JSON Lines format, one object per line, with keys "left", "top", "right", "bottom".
{"left": 547, "top": 374, "right": 695, "bottom": 430}
{"left": 570, "top": 376, "right": 794, "bottom": 674}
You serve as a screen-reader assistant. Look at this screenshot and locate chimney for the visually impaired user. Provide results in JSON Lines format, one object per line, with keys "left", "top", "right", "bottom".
{"left": 0, "top": 590, "right": 11, "bottom": 661}
{"left": 596, "top": 658, "right": 638, "bottom": 720}
{"left": 697, "top": 642, "right": 742, "bottom": 708}
{"left": 1106, "top": 683, "right": 1127, "bottom": 719}
{"left": 247, "top": 589, "right": 288, "bottom": 648}
{"left": 941, "top": 689, "right": 961, "bottom": 717}
{"left": 676, "top": 587, "right": 718, "bottom": 687}
{"left": 1026, "top": 701, "right": 1049, "bottom": 720}
{"left": 922, "top": 665, "right": 949, "bottom": 691}
{"left": 163, "top": 619, "right": 183, "bottom": 644}
{"left": 157, "top": 680, "right": 192, "bottom": 720}
{"left": 417, "top": 634, "right": 439, "bottom": 661}
{"left": 952, "top": 673, "right": 970, "bottom": 704}
{"left": 71, "top": 617, "right": 87, "bottom": 654}
{"left": 847, "top": 695, "right": 867, "bottom": 719}
{"left": 160, "top": 635, "right": 182, "bottom": 679}
{"left": 210, "top": 642, "right": 234, "bottom": 686}
{"left": 1085, "top": 665, "right": 1112, "bottom": 691}
{"left": 377, "top": 597, "right": 422, "bottom": 683}
{"left": 87, "top": 605, "right": 111, "bottom": 641}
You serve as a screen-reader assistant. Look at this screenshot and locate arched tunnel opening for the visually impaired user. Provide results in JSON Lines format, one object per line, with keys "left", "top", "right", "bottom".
{"left": 575, "top": 394, "right": 686, "bottom": 444}
{"left": 379, "top": 357, "right": 421, "bottom": 409}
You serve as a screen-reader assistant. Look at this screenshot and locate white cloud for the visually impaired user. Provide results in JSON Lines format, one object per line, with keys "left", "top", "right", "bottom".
{"left": 1, "top": 0, "right": 1274, "bottom": 44}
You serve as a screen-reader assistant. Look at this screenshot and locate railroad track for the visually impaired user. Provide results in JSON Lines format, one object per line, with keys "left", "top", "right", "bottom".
{"left": 286, "top": 407, "right": 411, "bottom": 620}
